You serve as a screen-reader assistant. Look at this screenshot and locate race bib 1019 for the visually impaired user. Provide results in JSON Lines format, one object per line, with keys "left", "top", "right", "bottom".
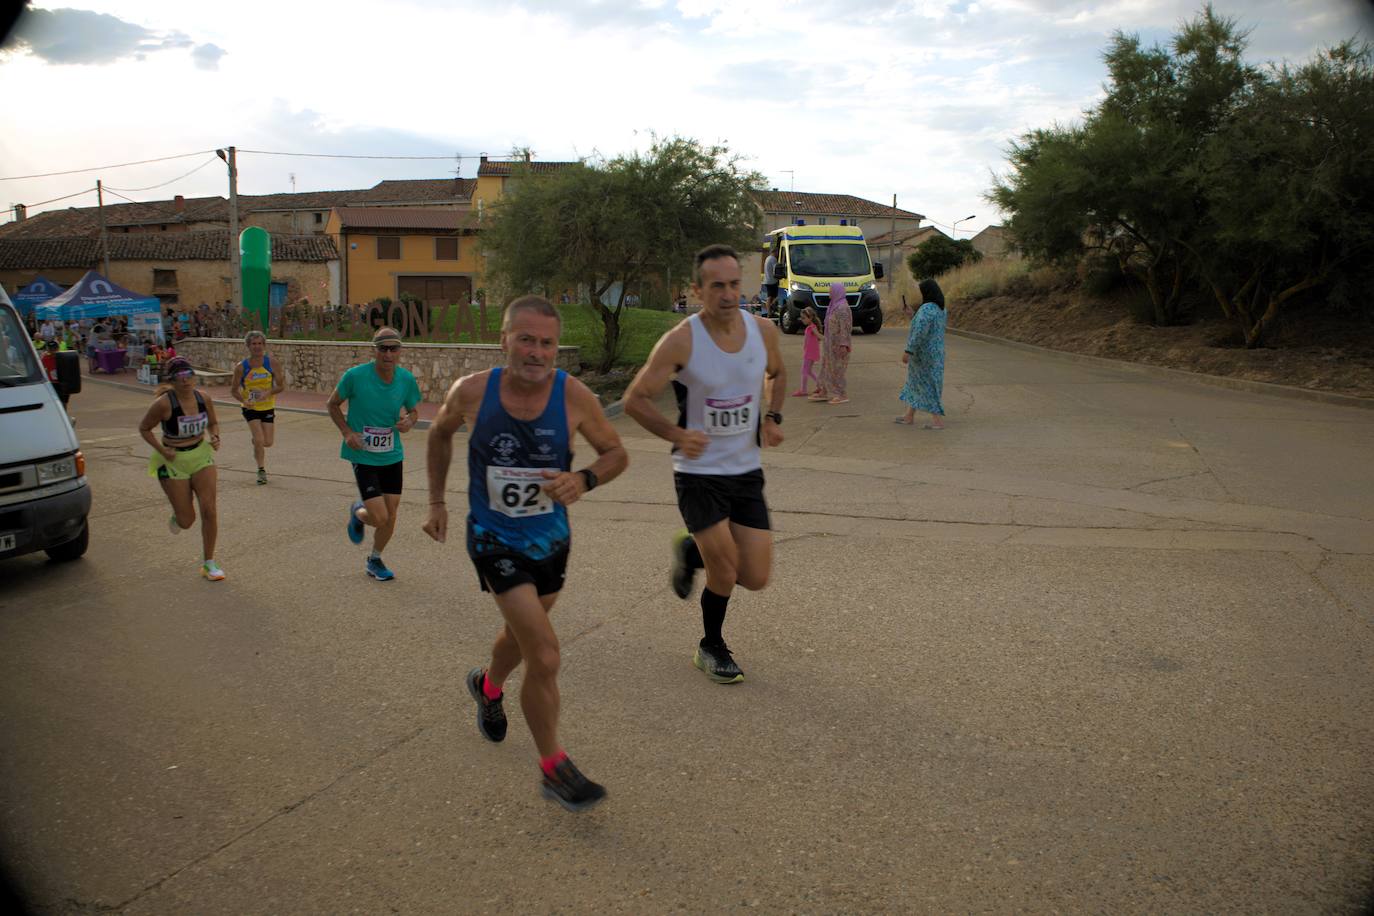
{"left": 703, "top": 394, "right": 754, "bottom": 436}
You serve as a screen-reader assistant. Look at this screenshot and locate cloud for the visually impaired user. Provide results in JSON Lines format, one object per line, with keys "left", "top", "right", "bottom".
{"left": 191, "top": 42, "right": 226, "bottom": 70}
{"left": 5, "top": 7, "right": 215, "bottom": 67}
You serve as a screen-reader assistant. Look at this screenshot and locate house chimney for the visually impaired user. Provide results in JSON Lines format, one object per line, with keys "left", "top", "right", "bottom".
{"left": 174, "top": 194, "right": 185, "bottom": 212}
{"left": 12, "top": 203, "right": 25, "bottom": 222}
{"left": 479, "top": 154, "right": 488, "bottom": 165}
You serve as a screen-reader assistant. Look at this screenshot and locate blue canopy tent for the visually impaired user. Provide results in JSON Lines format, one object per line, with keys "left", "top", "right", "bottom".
{"left": 34, "top": 270, "right": 160, "bottom": 321}
{"left": 13, "top": 276, "right": 66, "bottom": 315}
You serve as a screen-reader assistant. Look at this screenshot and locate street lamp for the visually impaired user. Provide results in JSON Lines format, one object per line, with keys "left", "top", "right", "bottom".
{"left": 952, "top": 214, "right": 976, "bottom": 238}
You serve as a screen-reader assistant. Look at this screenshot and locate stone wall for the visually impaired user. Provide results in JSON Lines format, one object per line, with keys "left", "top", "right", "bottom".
{"left": 175, "top": 338, "right": 578, "bottom": 403}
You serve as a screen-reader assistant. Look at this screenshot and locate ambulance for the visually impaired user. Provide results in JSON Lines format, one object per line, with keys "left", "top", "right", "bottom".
{"left": 763, "top": 225, "right": 885, "bottom": 335}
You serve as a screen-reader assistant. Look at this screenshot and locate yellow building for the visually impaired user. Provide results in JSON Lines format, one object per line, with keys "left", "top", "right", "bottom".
{"left": 326, "top": 207, "right": 482, "bottom": 309}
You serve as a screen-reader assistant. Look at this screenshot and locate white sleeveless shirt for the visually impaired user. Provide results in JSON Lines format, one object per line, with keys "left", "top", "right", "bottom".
{"left": 671, "top": 312, "right": 767, "bottom": 476}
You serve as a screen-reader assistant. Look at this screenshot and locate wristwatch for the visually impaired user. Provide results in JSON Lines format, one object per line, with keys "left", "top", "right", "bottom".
{"left": 765, "top": 411, "right": 783, "bottom": 425}
{"left": 579, "top": 468, "right": 599, "bottom": 492}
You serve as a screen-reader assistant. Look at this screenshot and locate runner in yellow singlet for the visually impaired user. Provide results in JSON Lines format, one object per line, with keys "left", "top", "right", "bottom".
{"left": 231, "top": 330, "right": 286, "bottom": 485}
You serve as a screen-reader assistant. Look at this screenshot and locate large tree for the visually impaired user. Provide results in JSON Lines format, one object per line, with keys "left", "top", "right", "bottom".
{"left": 483, "top": 137, "right": 763, "bottom": 370}
{"left": 991, "top": 6, "right": 1374, "bottom": 345}
{"left": 991, "top": 5, "right": 1257, "bottom": 326}
{"left": 1191, "top": 41, "right": 1374, "bottom": 346}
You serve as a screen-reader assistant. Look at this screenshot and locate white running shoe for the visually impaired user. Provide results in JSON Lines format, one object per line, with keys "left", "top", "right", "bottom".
{"left": 168, "top": 514, "right": 182, "bottom": 535}
{"left": 201, "top": 559, "right": 226, "bottom": 581}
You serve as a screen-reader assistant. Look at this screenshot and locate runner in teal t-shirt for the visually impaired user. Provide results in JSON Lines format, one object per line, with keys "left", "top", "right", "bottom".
{"left": 326, "top": 327, "right": 423, "bottom": 581}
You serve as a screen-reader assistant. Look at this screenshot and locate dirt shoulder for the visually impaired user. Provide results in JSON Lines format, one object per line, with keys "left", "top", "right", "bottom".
{"left": 937, "top": 292, "right": 1374, "bottom": 401}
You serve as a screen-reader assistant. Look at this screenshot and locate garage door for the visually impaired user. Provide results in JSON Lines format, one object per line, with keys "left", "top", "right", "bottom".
{"left": 397, "top": 276, "right": 472, "bottom": 309}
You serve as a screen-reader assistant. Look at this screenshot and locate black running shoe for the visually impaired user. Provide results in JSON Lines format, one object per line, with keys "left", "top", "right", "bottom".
{"left": 693, "top": 641, "right": 744, "bottom": 684}
{"left": 670, "top": 529, "right": 697, "bottom": 599}
{"left": 541, "top": 757, "right": 607, "bottom": 812}
{"left": 465, "top": 667, "right": 507, "bottom": 742}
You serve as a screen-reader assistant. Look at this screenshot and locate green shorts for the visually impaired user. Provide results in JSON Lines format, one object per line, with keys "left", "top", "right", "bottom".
{"left": 148, "top": 439, "right": 215, "bottom": 480}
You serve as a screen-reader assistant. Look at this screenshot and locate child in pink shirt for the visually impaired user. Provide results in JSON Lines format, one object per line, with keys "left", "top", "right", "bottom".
{"left": 792, "top": 307, "right": 823, "bottom": 396}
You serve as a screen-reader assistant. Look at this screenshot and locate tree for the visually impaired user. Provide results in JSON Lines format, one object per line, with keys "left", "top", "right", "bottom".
{"left": 483, "top": 137, "right": 763, "bottom": 370}
{"left": 991, "top": 5, "right": 1258, "bottom": 326}
{"left": 1191, "top": 42, "right": 1374, "bottom": 346}
{"left": 907, "top": 234, "right": 982, "bottom": 279}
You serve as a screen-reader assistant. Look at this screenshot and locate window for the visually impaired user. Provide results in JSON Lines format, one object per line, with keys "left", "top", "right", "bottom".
{"left": 435, "top": 237, "right": 459, "bottom": 261}
{"left": 377, "top": 236, "right": 401, "bottom": 259}
{"left": 818, "top": 217, "right": 827, "bottom": 225}
{"left": 314, "top": 212, "right": 323, "bottom": 224}
{"left": 153, "top": 268, "right": 177, "bottom": 289}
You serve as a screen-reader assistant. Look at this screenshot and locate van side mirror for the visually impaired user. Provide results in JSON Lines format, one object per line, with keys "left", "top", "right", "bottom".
{"left": 873, "top": 263, "right": 885, "bottom": 280}
{"left": 772, "top": 264, "right": 786, "bottom": 280}
{"left": 56, "top": 350, "right": 82, "bottom": 396}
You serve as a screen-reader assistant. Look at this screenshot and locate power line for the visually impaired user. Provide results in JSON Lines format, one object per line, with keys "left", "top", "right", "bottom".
{"left": 102, "top": 188, "right": 144, "bottom": 205}
{"left": 0, "top": 186, "right": 99, "bottom": 216}
{"left": 0, "top": 150, "right": 218, "bottom": 182}
{"left": 106, "top": 157, "right": 220, "bottom": 193}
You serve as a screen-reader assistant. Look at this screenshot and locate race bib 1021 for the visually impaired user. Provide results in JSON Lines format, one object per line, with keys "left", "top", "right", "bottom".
{"left": 486, "top": 466, "right": 554, "bottom": 518}
{"left": 703, "top": 394, "right": 754, "bottom": 436}
{"left": 362, "top": 425, "right": 395, "bottom": 453}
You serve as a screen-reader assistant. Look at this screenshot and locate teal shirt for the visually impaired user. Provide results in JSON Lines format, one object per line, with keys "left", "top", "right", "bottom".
{"left": 336, "top": 363, "right": 422, "bottom": 466}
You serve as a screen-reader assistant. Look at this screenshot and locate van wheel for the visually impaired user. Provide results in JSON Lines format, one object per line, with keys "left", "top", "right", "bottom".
{"left": 862, "top": 317, "right": 883, "bottom": 335}
{"left": 45, "top": 521, "right": 88, "bottom": 562}
{"left": 781, "top": 307, "right": 801, "bottom": 335}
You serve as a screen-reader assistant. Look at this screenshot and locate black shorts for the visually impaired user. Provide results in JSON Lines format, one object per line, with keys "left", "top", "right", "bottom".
{"left": 241, "top": 408, "right": 275, "bottom": 423}
{"left": 764, "top": 283, "right": 779, "bottom": 299}
{"left": 353, "top": 461, "right": 403, "bottom": 500}
{"left": 674, "top": 469, "right": 770, "bottom": 534}
{"left": 470, "top": 546, "right": 570, "bottom": 596}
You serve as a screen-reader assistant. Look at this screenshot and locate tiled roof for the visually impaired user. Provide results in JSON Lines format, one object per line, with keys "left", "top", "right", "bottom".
{"left": 0, "top": 232, "right": 337, "bottom": 269}
{"left": 0, "top": 178, "right": 475, "bottom": 240}
{"left": 476, "top": 160, "right": 580, "bottom": 177}
{"left": 866, "top": 226, "right": 943, "bottom": 247}
{"left": 363, "top": 178, "right": 475, "bottom": 202}
{"left": 753, "top": 190, "right": 923, "bottom": 220}
{"left": 332, "top": 207, "right": 475, "bottom": 230}
{"left": 0, "top": 196, "right": 226, "bottom": 239}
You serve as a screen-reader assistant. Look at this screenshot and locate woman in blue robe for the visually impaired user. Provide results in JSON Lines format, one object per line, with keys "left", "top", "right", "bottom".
{"left": 896, "top": 278, "right": 946, "bottom": 429}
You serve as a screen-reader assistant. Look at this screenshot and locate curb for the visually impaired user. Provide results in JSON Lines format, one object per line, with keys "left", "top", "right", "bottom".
{"left": 946, "top": 326, "right": 1374, "bottom": 411}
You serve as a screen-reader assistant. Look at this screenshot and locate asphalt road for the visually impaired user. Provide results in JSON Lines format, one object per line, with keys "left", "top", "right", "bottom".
{"left": 3, "top": 325, "right": 1372, "bottom": 913}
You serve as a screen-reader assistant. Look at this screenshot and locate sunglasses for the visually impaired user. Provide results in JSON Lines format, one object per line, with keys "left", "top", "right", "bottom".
{"left": 375, "top": 343, "right": 402, "bottom": 352}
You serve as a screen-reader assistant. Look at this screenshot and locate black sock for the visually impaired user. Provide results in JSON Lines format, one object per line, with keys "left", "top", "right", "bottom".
{"left": 700, "top": 588, "right": 729, "bottom": 647}
{"left": 685, "top": 536, "right": 703, "bottom": 571}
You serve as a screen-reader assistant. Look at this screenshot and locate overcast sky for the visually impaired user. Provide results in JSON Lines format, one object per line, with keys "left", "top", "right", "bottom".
{"left": 1, "top": 0, "right": 1370, "bottom": 237}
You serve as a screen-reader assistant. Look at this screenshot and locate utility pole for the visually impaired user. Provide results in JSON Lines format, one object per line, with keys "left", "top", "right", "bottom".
{"left": 96, "top": 180, "right": 110, "bottom": 277}
{"left": 888, "top": 194, "right": 897, "bottom": 292}
{"left": 218, "top": 147, "right": 242, "bottom": 310}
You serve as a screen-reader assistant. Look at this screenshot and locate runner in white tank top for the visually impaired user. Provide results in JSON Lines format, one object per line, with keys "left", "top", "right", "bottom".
{"left": 671, "top": 311, "right": 767, "bottom": 476}
{"left": 625, "top": 244, "right": 788, "bottom": 684}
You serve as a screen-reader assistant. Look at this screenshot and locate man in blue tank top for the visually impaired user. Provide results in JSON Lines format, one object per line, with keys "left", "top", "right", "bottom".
{"left": 625, "top": 244, "right": 788, "bottom": 685}
{"left": 423, "top": 295, "right": 628, "bottom": 812}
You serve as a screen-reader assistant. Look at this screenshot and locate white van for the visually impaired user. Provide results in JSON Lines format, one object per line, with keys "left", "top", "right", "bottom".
{"left": 0, "top": 285, "right": 90, "bottom": 563}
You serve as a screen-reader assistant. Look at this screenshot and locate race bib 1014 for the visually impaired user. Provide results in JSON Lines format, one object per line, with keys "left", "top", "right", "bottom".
{"left": 177, "top": 412, "right": 208, "bottom": 438}
{"left": 703, "top": 394, "right": 754, "bottom": 436}
{"left": 487, "top": 466, "right": 554, "bottom": 518}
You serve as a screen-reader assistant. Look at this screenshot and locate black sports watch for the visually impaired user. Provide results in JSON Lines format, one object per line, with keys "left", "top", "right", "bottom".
{"left": 765, "top": 411, "right": 783, "bottom": 425}
{"left": 579, "top": 468, "right": 599, "bottom": 492}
